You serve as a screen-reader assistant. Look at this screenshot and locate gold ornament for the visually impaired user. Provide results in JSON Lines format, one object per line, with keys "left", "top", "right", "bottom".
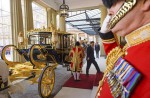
{"left": 96, "top": 46, "right": 124, "bottom": 97}
{"left": 109, "top": 0, "right": 137, "bottom": 29}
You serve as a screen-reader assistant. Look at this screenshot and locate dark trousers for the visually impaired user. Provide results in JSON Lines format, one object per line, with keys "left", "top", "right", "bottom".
{"left": 86, "top": 59, "right": 100, "bottom": 75}
{"left": 96, "top": 51, "right": 99, "bottom": 58}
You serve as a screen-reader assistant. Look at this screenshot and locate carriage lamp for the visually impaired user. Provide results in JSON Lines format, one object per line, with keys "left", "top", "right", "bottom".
{"left": 18, "top": 32, "right": 24, "bottom": 49}
{"left": 18, "top": 32, "right": 24, "bottom": 44}
{"left": 59, "top": 0, "right": 69, "bottom": 17}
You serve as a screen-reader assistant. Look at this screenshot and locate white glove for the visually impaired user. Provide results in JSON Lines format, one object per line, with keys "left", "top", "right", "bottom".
{"left": 100, "top": 15, "right": 111, "bottom": 33}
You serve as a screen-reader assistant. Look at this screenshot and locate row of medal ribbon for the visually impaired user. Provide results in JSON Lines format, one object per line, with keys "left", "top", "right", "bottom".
{"left": 107, "top": 57, "right": 141, "bottom": 98}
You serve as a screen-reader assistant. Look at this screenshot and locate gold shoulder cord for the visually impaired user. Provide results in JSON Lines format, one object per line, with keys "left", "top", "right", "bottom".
{"left": 109, "top": 0, "right": 137, "bottom": 29}
{"left": 96, "top": 22, "right": 150, "bottom": 97}
{"left": 95, "top": 47, "right": 125, "bottom": 97}
{"left": 95, "top": 0, "right": 150, "bottom": 97}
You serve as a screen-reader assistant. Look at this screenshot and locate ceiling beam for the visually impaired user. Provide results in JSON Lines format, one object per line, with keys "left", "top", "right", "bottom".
{"left": 65, "top": 9, "right": 101, "bottom": 35}
{"left": 67, "top": 11, "right": 85, "bottom": 18}
{"left": 66, "top": 22, "right": 80, "bottom": 30}
{"left": 85, "top": 11, "right": 99, "bottom": 34}
{"left": 66, "top": 22, "right": 94, "bottom": 34}
{"left": 79, "top": 27, "right": 100, "bottom": 29}
{"left": 66, "top": 18, "right": 100, "bottom": 22}
{"left": 74, "top": 23, "right": 100, "bottom": 26}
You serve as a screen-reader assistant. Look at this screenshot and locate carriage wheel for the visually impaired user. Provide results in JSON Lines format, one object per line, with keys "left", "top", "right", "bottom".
{"left": 38, "top": 65, "right": 55, "bottom": 98}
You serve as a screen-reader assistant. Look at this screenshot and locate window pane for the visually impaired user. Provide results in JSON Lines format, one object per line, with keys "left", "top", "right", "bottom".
{"left": 0, "top": 0, "right": 12, "bottom": 60}
{"left": 0, "top": 0, "right": 2, "bottom": 9}
{"left": 1, "top": 0, "right": 10, "bottom": 12}
{"left": 32, "top": 2, "right": 47, "bottom": 28}
{"left": 0, "top": 24, "right": 2, "bottom": 34}
{"left": 2, "top": 11, "right": 11, "bottom": 25}
{"left": 0, "top": 11, "right": 2, "bottom": 23}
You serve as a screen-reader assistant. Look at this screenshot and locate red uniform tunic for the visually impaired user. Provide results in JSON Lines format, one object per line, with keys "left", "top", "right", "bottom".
{"left": 98, "top": 24, "right": 150, "bottom": 98}
{"left": 69, "top": 46, "right": 84, "bottom": 72}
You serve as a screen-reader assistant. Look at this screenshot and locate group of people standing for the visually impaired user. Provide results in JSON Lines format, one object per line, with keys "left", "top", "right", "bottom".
{"left": 69, "top": 40, "right": 101, "bottom": 81}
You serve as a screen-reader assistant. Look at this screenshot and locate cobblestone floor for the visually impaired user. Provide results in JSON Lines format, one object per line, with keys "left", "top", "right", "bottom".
{"left": 10, "top": 65, "right": 71, "bottom": 98}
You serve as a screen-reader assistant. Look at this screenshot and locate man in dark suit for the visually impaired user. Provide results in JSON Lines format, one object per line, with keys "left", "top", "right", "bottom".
{"left": 95, "top": 42, "right": 100, "bottom": 58}
{"left": 86, "top": 41, "right": 100, "bottom": 75}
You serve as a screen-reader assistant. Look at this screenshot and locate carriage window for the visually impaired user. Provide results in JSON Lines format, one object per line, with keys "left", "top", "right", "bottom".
{"left": 32, "top": 2, "right": 47, "bottom": 29}
{"left": 63, "top": 35, "right": 73, "bottom": 49}
{"left": 28, "top": 32, "right": 52, "bottom": 48}
{"left": 29, "top": 36, "right": 38, "bottom": 44}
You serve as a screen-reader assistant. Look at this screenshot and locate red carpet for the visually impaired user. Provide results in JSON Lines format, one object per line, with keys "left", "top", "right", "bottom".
{"left": 93, "top": 72, "right": 104, "bottom": 86}
{"left": 63, "top": 73, "right": 103, "bottom": 89}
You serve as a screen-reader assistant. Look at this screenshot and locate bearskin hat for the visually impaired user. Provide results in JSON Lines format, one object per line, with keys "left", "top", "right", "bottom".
{"left": 102, "top": 0, "right": 117, "bottom": 8}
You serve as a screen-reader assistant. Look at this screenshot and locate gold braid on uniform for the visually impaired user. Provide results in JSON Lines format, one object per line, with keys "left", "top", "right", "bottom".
{"left": 96, "top": 23, "right": 150, "bottom": 98}
{"left": 96, "top": 47, "right": 125, "bottom": 97}
{"left": 109, "top": 0, "right": 137, "bottom": 29}
{"left": 125, "top": 23, "right": 150, "bottom": 47}
{"left": 99, "top": 31, "right": 118, "bottom": 44}
{"left": 102, "top": 38, "right": 116, "bottom": 43}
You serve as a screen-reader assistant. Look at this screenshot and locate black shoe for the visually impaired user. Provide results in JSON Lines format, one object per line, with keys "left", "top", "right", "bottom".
{"left": 76, "top": 79, "right": 81, "bottom": 81}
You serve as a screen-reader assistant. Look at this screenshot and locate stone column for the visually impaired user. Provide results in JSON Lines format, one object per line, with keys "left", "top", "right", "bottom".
{"left": 47, "top": 8, "right": 52, "bottom": 27}
{"left": 52, "top": 10, "right": 57, "bottom": 28}
{"left": 59, "top": 16, "right": 66, "bottom": 32}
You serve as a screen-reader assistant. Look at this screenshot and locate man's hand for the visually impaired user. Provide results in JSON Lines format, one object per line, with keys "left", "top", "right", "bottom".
{"left": 100, "top": 15, "right": 111, "bottom": 33}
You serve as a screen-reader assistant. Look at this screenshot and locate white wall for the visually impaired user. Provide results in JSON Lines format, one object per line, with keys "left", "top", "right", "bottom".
{"left": 40, "top": 0, "right": 103, "bottom": 10}
{"left": 66, "top": 0, "right": 102, "bottom": 10}
{"left": 40, "top": 0, "right": 59, "bottom": 10}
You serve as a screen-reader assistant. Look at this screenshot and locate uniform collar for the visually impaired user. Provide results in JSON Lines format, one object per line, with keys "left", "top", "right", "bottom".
{"left": 125, "top": 23, "right": 150, "bottom": 47}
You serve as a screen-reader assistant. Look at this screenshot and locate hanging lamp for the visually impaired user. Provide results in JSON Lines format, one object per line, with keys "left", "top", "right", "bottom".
{"left": 59, "top": 0, "right": 69, "bottom": 17}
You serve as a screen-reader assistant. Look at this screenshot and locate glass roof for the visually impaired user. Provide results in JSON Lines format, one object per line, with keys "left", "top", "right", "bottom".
{"left": 69, "top": 21, "right": 90, "bottom": 26}
{"left": 66, "top": 9, "right": 101, "bottom": 35}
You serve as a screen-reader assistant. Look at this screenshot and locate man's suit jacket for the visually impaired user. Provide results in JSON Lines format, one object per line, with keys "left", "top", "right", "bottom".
{"left": 86, "top": 46, "right": 95, "bottom": 60}
{"left": 95, "top": 44, "right": 100, "bottom": 52}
